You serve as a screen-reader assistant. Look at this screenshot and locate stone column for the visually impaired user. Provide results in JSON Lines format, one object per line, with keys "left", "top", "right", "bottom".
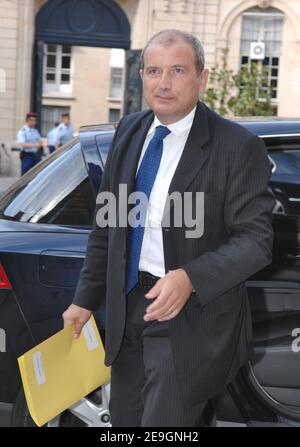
{"left": 0, "top": 0, "right": 19, "bottom": 142}
{"left": 15, "top": 0, "right": 36, "bottom": 134}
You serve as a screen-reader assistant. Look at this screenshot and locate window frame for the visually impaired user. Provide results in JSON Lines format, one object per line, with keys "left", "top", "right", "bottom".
{"left": 43, "top": 44, "right": 73, "bottom": 96}
{"left": 109, "top": 66, "right": 123, "bottom": 99}
{"left": 240, "top": 8, "right": 284, "bottom": 102}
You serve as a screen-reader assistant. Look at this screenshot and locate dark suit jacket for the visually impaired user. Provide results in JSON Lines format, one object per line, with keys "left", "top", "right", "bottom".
{"left": 73, "top": 101, "right": 275, "bottom": 404}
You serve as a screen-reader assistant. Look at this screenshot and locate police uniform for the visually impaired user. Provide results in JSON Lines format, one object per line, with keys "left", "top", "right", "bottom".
{"left": 55, "top": 122, "right": 74, "bottom": 147}
{"left": 17, "top": 124, "right": 42, "bottom": 175}
{"left": 47, "top": 126, "right": 58, "bottom": 154}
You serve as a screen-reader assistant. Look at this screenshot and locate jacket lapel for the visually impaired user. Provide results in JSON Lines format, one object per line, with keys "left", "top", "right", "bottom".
{"left": 162, "top": 101, "right": 210, "bottom": 219}
{"left": 117, "top": 110, "right": 154, "bottom": 196}
{"left": 115, "top": 101, "right": 210, "bottom": 224}
{"left": 168, "top": 101, "right": 210, "bottom": 197}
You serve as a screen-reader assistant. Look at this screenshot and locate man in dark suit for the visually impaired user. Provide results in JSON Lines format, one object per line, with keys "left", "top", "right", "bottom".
{"left": 63, "top": 29, "right": 275, "bottom": 426}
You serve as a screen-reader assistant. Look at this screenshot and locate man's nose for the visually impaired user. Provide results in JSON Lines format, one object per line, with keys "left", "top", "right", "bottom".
{"left": 157, "top": 71, "right": 172, "bottom": 89}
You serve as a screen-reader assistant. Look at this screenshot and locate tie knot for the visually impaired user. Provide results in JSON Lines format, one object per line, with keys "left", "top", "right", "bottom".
{"left": 153, "top": 125, "right": 171, "bottom": 141}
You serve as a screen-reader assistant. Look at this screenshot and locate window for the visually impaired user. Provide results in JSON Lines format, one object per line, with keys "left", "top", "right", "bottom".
{"left": 110, "top": 67, "right": 123, "bottom": 98}
{"left": 109, "top": 108, "right": 120, "bottom": 123}
{"left": 240, "top": 7, "right": 284, "bottom": 100}
{"left": 269, "top": 150, "right": 300, "bottom": 175}
{"left": 41, "top": 106, "right": 70, "bottom": 137}
{"left": 43, "top": 44, "right": 72, "bottom": 95}
{"left": 0, "top": 141, "right": 95, "bottom": 227}
{"left": 109, "top": 48, "right": 125, "bottom": 99}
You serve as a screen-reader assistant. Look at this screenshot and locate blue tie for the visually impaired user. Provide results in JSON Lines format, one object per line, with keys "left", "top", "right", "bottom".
{"left": 125, "top": 125, "right": 171, "bottom": 294}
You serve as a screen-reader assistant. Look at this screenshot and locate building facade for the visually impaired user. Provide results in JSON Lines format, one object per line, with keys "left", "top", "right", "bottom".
{"left": 1, "top": 0, "right": 300, "bottom": 149}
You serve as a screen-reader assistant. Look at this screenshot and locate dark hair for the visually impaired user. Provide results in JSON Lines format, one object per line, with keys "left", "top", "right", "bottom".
{"left": 26, "top": 112, "right": 37, "bottom": 121}
{"left": 61, "top": 113, "right": 70, "bottom": 119}
{"left": 140, "top": 29, "right": 205, "bottom": 75}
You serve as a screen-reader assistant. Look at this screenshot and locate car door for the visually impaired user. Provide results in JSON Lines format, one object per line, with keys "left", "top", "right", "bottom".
{"left": 242, "top": 212, "right": 300, "bottom": 422}
{"left": 268, "top": 142, "right": 300, "bottom": 216}
{"left": 0, "top": 139, "right": 106, "bottom": 406}
{"left": 216, "top": 132, "right": 300, "bottom": 425}
{"left": 242, "top": 137, "right": 300, "bottom": 423}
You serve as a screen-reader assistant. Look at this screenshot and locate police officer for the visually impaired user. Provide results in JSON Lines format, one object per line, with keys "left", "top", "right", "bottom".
{"left": 55, "top": 112, "right": 74, "bottom": 149}
{"left": 17, "top": 112, "right": 43, "bottom": 175}
{"left": 47, "top": 121, "right": 59, "bottom": 154}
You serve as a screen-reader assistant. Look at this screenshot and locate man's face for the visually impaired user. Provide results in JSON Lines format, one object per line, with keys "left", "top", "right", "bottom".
{"left": 27, "top": 117, "right": 37, "bottom": 128}
{"left": 62, "top": 117, "right": 70, "bottom": 125}
{"left": 140, "top": 40, "right": 209, "bottom": 124}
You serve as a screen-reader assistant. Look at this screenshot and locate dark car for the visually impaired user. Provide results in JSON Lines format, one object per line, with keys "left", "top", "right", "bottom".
{"left": 0, "top": 119, "right": 300, "bottom": 427}
{"left": 238, "top": 119, "right": 300, "bottom": 216}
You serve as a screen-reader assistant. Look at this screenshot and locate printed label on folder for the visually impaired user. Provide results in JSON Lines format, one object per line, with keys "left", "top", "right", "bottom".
{"left": 33, "top": 351, "right": 46, "bottom": 385}
{"left": 83, "top": 319, "right": 99, "bottom": 351}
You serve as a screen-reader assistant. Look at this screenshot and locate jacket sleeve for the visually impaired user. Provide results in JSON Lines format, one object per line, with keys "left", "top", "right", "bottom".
{"left": 181, "top": 134, "right": 276, "bottom": 307}
{"left": 72, "top": 118, "right": 124, "bottom": 311}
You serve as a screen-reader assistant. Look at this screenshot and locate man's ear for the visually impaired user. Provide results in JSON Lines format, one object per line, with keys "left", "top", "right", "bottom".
{"left": 199, "top": 68, "right": 209, "bottom": 95}
{"left": 139, "top": 69, "right": 144, "bottom": 80}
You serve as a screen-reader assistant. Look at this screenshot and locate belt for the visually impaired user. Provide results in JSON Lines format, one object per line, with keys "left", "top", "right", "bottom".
{"left": 21, "top": 149, "right": 40, "bottom": 157}
{"left": 138, "top": 271, "right": 160, "bottom": 293}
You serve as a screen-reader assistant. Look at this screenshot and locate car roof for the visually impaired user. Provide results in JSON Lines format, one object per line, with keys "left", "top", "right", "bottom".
{"left": 79, "top": 118, "right": 300, "bottom": 139}
{"left": 79, "top": 123, "right": 116, "bottom": 134}
{"left": 235, "top": 118, "right": 300, "bottom": 138}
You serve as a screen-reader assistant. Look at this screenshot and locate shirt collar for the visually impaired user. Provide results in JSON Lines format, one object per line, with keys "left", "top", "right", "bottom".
{"left": 147, "top": 104, "right": 197, "bottom": 137}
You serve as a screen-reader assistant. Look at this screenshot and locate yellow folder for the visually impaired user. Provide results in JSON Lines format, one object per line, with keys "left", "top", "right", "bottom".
{"left": 17, "top": 315, "right": 110, "bottom": 427}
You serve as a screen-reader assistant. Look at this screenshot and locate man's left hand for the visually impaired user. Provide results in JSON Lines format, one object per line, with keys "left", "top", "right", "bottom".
{"left": 144, "top": 269, "right": 194, "bottom": 322}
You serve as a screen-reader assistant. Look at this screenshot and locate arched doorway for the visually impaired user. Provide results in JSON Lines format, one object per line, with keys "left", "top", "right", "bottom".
{"left": 33, "top": 0, "right": 141, "bottom": 129}
{"left": 35, "top": 0, "right": 131, "bottom": 48}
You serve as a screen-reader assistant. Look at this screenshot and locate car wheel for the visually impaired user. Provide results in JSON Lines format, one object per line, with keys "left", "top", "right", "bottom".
{"left": 273, "top": 196, "right": 289, "bottom": 215}
{"left": 10, "top": 388, "right": 37, "bottom": 427}
{"left": 10, "top": 383, "right": 111, "bottom": 427}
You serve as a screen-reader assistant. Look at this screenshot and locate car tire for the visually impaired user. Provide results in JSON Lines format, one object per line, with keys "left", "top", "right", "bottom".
{"left": 10, "top": 388, "right": 85, "bottom": 427}
{"left": 10, "top": 388, "right": 37, "bottom": 427}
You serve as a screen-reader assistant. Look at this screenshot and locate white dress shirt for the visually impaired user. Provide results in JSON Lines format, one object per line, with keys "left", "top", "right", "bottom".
{"left": 137, "top": 105, "right": 197, "bottom": 277}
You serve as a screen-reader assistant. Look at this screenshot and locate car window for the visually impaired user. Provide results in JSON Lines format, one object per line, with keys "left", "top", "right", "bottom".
{"left": 0, "top": 140, "right": 95, "bottom": 227}
{"left": 269, "top": 150, "right": 300, "bottom": 174}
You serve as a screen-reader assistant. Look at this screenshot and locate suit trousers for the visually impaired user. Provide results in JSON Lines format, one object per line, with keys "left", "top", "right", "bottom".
{"left": 108, "top": 282, "right": 212, "bottom": 427}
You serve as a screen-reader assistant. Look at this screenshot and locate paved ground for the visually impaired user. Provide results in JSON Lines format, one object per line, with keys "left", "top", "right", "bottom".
{"left": 0, "top": 176, "right": 19, "bottom": 195}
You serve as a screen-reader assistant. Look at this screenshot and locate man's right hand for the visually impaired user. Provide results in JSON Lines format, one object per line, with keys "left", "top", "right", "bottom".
{"left": 62, "top": 304, "right": 92, "bottom": 339}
